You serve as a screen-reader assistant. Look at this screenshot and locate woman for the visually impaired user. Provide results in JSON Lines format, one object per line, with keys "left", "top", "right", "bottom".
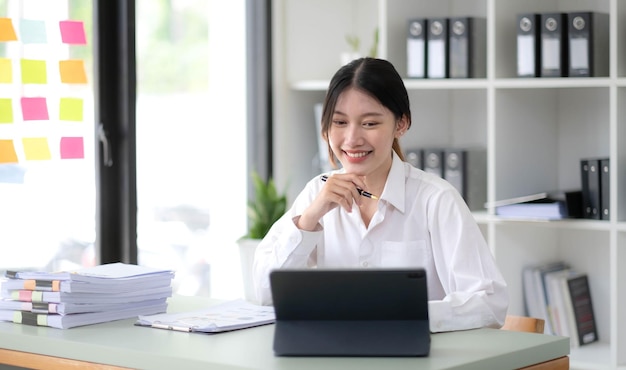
{"left": 253, "top": 57, "right": 508, "bottom": 332}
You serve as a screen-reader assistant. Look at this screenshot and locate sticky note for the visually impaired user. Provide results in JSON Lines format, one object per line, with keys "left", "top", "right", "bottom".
{"left": 0, "top": 98, "right": 13, "bottom": 123}
{"left": 0, "top": 58, "right": 12, "bottom": 83}
{"left": 21, "top": 97, "right": 49, "bottom": 121}
{"left": 59, "top": 60, "right": 87, "bottom": 84}
{"left": 21, "top": 59, "right": 47, "bottom": 84}
{"left": 0, "top": 140, "right": 18, "bottom": 163}
{"left": 59, "top": 97, "right": 83, "bottom": 121}
{"left": 22, "top": 137, "right": 51, "bottom": 160}
{"left": 0, "top": 18, "right": 17, "bottom": 41}
{"left": 19, "top": 19, "right": 47, "bottom": 44}
{"left": 59, "top": 20, "right": 86, "bottom": 45}
{"left": 60, "top": 137, "right": 84, "bottom": 159}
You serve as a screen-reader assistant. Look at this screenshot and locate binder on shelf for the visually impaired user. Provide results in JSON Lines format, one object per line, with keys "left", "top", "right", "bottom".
{"left": 540, "top": 13, "right": 568, "bottom": 77}
{"left": 600, "top": 158, "right": 610, "bottom": 220}
{"left": 517, "top": 13, "right": 541, "bottom": 77}
{"left": 407, "top": 19, "right": 427, "bottom": 78}
{"left": 448, "top": 17, "right": 486, "bottom": 78}
{"left": 567, "top": 12, "right": 609, "bottom": 77}
{"left": 422, "top": 149, "right": 444, "bottom": 177}
{"left": 580, "top": 158, "right": 601, "bottom": 220}
{"left": 405, "top": 148, "right": 423, "bottom": 169}
{"left": 426, "top": 18, "right": 448, "bottom": 79}
{"left": 442, "top": 149, "right": 486, "bottom": 210}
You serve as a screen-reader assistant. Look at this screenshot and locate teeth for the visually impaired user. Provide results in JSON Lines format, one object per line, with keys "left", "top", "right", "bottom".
{"left": 345, "top": 152, "right": 368, "bottom": 158}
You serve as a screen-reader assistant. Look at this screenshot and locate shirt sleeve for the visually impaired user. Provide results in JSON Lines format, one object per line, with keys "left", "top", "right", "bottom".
{"left": 252, "top": 180, "right": 323, "bottom": 306}
{"left": 426, "top": 187, "right": 509, "bottom": 333}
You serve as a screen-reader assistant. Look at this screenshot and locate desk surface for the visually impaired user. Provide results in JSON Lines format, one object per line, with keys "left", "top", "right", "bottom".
{"left": 0, "top": 295, "right": 569, "bottom": 370}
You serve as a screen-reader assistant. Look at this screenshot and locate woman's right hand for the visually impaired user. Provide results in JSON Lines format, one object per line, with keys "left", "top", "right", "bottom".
{"left": 296, "top": 174, "right": 368, "bottom": 231}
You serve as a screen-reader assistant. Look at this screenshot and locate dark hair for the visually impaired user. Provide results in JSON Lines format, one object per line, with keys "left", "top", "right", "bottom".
{"left": 320, "top": 57, "right": 412, "bottom": 168}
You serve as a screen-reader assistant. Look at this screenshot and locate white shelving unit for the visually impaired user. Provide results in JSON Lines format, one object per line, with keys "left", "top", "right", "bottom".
{"left": 271, "top": 1, "right": 626, "bottom": 369}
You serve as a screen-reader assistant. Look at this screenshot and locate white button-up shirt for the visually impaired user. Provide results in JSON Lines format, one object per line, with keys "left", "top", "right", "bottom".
{"left": 253, "top": 152, "right": 508, "bottom": 332}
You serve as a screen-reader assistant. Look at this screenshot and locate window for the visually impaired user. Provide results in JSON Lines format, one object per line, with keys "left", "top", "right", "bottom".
{"left": 135, "top": 0, "right": 248, "bottom": 298}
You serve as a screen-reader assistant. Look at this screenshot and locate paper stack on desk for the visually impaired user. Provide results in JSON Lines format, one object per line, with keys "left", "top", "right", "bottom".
{"left": 0, "top": 262, "right": 174, "bottom": 329}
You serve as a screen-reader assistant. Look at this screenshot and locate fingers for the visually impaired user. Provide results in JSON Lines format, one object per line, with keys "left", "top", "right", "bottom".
{"left": 321, "top": 174, "right": 366, "bottom": 212}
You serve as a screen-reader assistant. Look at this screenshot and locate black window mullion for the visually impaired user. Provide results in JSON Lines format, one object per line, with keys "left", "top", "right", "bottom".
{"left": 94, "top": 0, "right": 137, "bottom": 264}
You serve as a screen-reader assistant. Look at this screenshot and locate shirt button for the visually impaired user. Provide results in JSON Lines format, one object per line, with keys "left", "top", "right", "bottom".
{"left": 361, "top": 261, "right": 369, "bottom": 267}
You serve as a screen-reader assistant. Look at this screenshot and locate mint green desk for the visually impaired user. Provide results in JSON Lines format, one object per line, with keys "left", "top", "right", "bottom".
{"left": 0, "top": 295, "right": 569, "bottom": 370}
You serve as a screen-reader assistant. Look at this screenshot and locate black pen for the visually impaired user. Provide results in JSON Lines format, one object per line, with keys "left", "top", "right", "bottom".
{"left": 320, "top": 175, "right": 379, "bottom": 200}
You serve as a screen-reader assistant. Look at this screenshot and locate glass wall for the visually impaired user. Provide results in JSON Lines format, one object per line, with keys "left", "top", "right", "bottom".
{"left": 0, "top": 0, "right": 95, "bottom": 273}
{"left": 135, "top": 0, "right": 247, "bottom": 298}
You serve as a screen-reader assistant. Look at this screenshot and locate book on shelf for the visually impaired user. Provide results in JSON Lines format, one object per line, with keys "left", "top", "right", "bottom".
{"left": 0, "top": 263, "right": 175, "bottom": 329}
{"left": 522, "top": 262, "right": 598, "bottom": 346}
{"left": 486, "top": 190, "right": 582, "bottom": 220}
{"left": 564, "top": 273, "right": 598, "bottom": 346}
{"left": 523, "top": 261, "right": 569, "bottom": 335}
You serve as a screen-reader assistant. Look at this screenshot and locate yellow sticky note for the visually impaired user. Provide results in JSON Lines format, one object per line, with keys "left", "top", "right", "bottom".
{"left": 0, "top": 58, "right": 12, "bottom": 83}
{"left": 59, "top": 60, "right": 87, "bottom": 84}
{"left": 22, "top": 137, "right": 51, "bottom": 160}
{"left": 59, "top": 98, "right": 83, "bottom": 121}
{"left": 21, "top": 59, "right": 47, "bottom": 84}
{"left": 0, "top": 140, "right": 18, "bottom": 163}
{"left": 0, "top": 98, "right": 13, "bottom": 123}
{"left": 0, "top": 18, "right": 18, "bottom": 41}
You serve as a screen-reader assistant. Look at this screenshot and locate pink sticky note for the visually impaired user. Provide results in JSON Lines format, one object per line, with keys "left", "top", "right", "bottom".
{"left": 59, "top": 20, "right": 86, "bottom": 45}
{"left": 20, "top": 97, "right": 49, "bottom": 121}
{"left": 60, "top": 137, "right": 84, "bottom": 159}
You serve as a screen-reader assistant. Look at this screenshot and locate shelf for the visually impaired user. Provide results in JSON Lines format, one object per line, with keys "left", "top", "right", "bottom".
{"left": 494, "top": 78, "right": 613, "bottom": 89}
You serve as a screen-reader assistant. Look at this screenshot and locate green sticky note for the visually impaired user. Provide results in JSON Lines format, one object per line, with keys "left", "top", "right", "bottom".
{"left": 20, "top": 59, "right": 47, "bottom": 84}
{"left": 0, "top": 98, "right": 13, "bottom": 123}
{"left": 59, "top": 98, "right": 83, "bottom": 121}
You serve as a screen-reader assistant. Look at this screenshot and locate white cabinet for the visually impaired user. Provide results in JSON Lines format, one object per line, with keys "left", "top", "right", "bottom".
{"left": 271, "top": 0, "right": 625, "bottom": 368}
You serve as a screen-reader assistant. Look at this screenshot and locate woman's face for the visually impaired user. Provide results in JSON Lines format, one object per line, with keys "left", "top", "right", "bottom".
{"left": 328, "top": 87, "right": 405, "bottom": 179}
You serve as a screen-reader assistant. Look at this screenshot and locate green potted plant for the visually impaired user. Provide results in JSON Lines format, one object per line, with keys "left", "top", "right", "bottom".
{"left": 238, "top": 172, "right": 287, "bottom": 303}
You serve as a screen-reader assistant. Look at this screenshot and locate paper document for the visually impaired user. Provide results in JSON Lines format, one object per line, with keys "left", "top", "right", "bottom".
{"left": 5, "top": 262, "right": 174, "bottom": 283}
{"left": 136, "top": 299, "right": 275, "bottom": 333}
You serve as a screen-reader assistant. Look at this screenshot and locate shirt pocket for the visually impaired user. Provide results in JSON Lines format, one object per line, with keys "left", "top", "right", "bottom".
{"left": 380, "top": 240, "right": 429, "bottom": 268}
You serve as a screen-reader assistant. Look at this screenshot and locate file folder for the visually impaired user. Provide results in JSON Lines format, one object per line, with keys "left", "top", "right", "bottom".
{"left": 580, "top": 158, "right": 600, "bottom": 219}
{"left": 449, "top": 17, "right": 486, "bottom": 78}
{"left": 426, "top": 18, "right": 448, "bottom": 78}
{"left": 567, "top": 12, "right": 609, "bottom": 77}
{"left": 407, "top": 19, "right": 427, "bottom": 78}
{"left": 442, "top": 149, "right": 486, "bottom": 210}
{"left": 423, "top": 149, "right": 444, "bottom": 177}
{"left": 405, "top": 148, "right": 423, "bottom": 169}
{"left": 600, "top": 158, "right": 610, "bottom": 220}
{"left": 517, "top": 13, "right": 541, "bottom": 77}
{"left": 540, "top": 13, "right": 568, "bottom": 77}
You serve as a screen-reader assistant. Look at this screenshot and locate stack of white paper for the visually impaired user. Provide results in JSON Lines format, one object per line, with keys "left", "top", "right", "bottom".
{"left": 0, "top": 262, "right": 174, "bottom": 329}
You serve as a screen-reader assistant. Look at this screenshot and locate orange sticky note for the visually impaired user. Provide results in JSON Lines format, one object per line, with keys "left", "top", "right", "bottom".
{"left": 59, "top": 60, "right": 87, "bottom": 84}
{"left": 0, "top": 98, "right": 13, "bottom": 123}
{"left": 59, "top": 20, "right": 86, "bottom": 45}
{"left": 0, "top": 58, "right": 12, "bottom": 83}
{"left": 21, "top": 59, "right": 47, "bottom": 84}
{"left": 0, "top": 18, "right": 18, "bottom": 41}
{"left": 60, "top": 137, "right": 84, "bottom": 159}
{"left": 59, "top": 97, "right": 83, "bottom": 121}
{"left": 21, "top": 97, "right": 49, "bottom": 121}
{"left": 0, "top": 140, "right": 18, "bottom": 163}
{"left": 22, "top": 137, "right": 51, "bottom": 160}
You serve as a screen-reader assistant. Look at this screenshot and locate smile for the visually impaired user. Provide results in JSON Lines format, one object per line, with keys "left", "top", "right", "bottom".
{"left": 344, "top": 151, "right": 371, "bottom": 158}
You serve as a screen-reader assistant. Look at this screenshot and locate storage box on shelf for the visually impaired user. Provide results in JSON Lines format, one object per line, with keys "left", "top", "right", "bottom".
{"left": 272, "top": 0, "right": 625, "bottom": 368}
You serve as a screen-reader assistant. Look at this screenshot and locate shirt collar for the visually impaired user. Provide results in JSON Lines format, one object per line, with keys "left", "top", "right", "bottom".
{"left": 380, "top": 151, "right": 406, "bottom": 213}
